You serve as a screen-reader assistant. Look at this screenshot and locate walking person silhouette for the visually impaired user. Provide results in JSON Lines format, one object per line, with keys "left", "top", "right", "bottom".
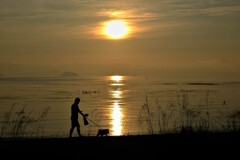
{"left": 69, "top": 97, "right": 88, "bottom": 137}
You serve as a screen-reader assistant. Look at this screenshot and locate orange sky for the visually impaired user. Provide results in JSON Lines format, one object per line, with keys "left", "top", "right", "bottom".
{"left": 0, "top": 0, "right": 240, "bottom": 79}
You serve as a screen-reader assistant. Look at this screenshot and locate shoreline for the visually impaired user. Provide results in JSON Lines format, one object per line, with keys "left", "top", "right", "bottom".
{"left": 1, "top": 132, "right": 239, "bottom": 158}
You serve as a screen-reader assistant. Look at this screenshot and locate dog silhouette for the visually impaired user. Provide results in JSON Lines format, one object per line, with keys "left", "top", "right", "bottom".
{"left": 96, "top": 129, "right": 109, "bottom": 137}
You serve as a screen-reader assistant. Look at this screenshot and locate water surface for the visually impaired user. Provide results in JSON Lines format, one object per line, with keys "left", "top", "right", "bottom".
{"left": 0, "top": 75, "right": 239, "bottom": 137}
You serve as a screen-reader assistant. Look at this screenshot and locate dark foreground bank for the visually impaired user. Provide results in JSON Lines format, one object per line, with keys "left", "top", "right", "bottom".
{"left": 0, "top": 132, "right": 239, "bottom": 158}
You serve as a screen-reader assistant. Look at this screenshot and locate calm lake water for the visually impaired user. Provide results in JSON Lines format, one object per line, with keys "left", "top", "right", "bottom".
{"left": 0, "top": 75, "right": 240, "bottom": 137}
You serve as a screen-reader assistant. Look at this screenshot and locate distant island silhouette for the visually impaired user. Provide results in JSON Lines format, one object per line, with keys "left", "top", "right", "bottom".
{"left": 61, "top": 71, "right": 79, "bottom": 77}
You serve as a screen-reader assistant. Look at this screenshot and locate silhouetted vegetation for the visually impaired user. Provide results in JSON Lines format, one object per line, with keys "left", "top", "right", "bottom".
{"left": 138, "top": 90, "right": 240, "bottom": 134}
{"left": 218, "top": 101, "right": 240, "bottom": 132}
{"left": 0, "top": 104, "right": 50, "bottom": 139}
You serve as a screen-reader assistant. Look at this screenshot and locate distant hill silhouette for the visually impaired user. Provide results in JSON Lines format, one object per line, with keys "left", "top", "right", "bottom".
{"left": 61, "top": 71, "right": 79, "bottom": 77}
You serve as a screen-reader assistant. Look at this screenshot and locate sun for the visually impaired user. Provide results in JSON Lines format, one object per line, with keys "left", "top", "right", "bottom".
{"left": 104, "top": 20, "right": 129, "bottom": 39}
{"left": 111, "top": 75, "right": 122, "bottom": 81}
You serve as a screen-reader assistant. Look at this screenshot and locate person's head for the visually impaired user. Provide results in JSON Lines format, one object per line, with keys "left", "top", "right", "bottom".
{"left": 74, "top": 97, "right": 80, "bottom": 104}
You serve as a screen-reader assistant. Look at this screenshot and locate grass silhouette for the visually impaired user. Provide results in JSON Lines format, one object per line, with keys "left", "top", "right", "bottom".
{"left": 138, "top": 90, "right": 240, "bottom": 134}
{"left": 0, "top": 103, "right": 50, "bottom": 139}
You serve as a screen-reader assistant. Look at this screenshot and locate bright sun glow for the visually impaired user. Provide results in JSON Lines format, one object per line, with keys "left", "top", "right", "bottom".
{"left": 111, "top": 75, "right": 122, "bottom": 81}
{"left": 104, "top": 20, "right": 129, "bottom": 39}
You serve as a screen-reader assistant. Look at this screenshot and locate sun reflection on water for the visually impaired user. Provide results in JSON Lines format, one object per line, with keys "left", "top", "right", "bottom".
{"left": 111, "top": 102, "right": 123, "bottom": 136}
{"left": 109, "top": 75, "right": 124, "bottom": 136}
{"left": 111, "top": 90, "right": 122, "bottom": 99}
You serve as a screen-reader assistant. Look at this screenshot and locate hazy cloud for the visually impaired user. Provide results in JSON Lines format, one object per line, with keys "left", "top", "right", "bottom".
{"left": 0, "top": 0, "right": 239, "bottom": 78}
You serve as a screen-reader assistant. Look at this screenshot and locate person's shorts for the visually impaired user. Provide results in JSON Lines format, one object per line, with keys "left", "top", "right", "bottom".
{"left": 71, "top": 119, "right": 80, "bottom": 127}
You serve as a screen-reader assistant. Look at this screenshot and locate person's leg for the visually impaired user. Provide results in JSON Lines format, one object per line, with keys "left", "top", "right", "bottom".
{"left": 69, "top": 126, "right": 74, "bottom": 137}
{"left": 77, "top": 126, "right": 81, "bottom": 137}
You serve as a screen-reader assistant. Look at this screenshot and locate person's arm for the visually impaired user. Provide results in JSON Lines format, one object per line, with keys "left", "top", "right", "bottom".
{"left": 78, "top": 109, "right": 85, "bottom": 117}
{"left": 78, "top": 107, "right": 87, "bottom": 117}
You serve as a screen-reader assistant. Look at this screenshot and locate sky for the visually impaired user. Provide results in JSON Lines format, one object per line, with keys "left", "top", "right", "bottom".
{"left": 0, "top": 0, "right": 240, "bottom": 79}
